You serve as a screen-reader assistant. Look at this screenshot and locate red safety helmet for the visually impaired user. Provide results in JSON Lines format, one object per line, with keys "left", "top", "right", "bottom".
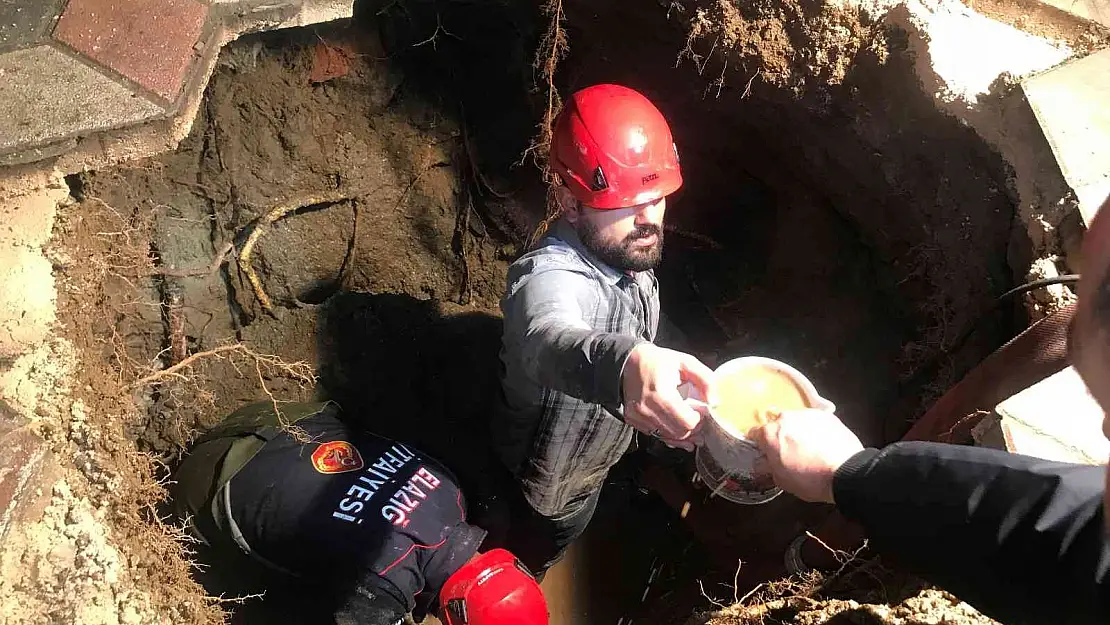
{"left": 550, "top": 83, "right": 683, "bottom": 210}
{"left": 439, "top": 549, "right": 549, "bottom": 625}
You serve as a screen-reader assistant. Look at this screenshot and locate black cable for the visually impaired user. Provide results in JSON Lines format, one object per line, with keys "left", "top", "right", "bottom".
{"left": 996, "top": 274, "right": 1080, "bottom": 301}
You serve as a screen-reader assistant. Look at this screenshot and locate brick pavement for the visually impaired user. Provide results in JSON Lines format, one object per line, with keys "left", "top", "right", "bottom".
{"left": 0, "top": 0, "right": 355, "bottom": 168}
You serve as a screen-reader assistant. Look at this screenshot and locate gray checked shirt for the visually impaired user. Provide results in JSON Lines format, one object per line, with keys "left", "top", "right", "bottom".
{"left": 492, "top": 219, "right": 660, "bottom": 517}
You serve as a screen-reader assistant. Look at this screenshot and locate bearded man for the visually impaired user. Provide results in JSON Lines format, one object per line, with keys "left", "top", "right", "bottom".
{"left": 492, "top": 84, "right": 713, "bottom": 575}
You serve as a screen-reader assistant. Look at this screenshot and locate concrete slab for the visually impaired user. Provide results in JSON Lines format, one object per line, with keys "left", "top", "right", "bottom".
{"left": 1036, "top": 0, "right": 1110, "bottom": 28}
{"left": 0, "top": 137, "right": 77, "bottom": 168}
{"left": 0, "top": 45, "right": 164, "bottom": 154}
{"left": 1075, "top": 179, "right": 1110, "bottom": 221}
{"left": 1023, "top": 48, "right": 1110, "bottom": 225}
{"left": 214, "top": 0, "right": 353, "bottom": 31}
{"left": 298, "top": 0, "right": 354, "bottom": 26}
{"left": 0, "top": 0, "right": 65, "bottom": 53}
{"left": 973, "top": 366, "right": 1110, "bottom": 464}
{"left": 54, "top": 0, "right": 210, "bottom": 100}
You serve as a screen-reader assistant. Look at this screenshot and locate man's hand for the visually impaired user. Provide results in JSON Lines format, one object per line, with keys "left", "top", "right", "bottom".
{"left": 622, "top": 344, "right": 714, "bottom": 451}
{"left": 748, "top": 409, "right": 865, "bottom": 504}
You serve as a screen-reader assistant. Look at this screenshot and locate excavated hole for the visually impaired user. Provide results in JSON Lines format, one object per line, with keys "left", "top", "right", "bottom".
{"left": 48, "top": 1, "right": 1032, "bottom": 623}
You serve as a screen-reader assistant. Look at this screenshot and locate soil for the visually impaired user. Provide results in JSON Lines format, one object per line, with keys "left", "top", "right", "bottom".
{"left": 66, "top": 24, "right": 516, "bottom": 464}
{"left": 594, "top": 0, "right": 1026, "bottom": 426}
{"left": 4, "top": 0, "right": 1064, "bottom": 622}
{"left": 678, "top": 558, "right": 1000, "bottom": 625}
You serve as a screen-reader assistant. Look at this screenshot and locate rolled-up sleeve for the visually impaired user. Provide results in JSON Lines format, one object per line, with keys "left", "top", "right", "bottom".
{"left": 505, "top": 268, "right": 645, "bottom": 410}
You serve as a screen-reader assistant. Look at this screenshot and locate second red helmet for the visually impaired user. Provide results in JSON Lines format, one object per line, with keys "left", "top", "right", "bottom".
{"left": 549, "top": 84, "right": 683, "bottom": 210}
{"left": 438, "top": 549, "right": 549, "bottom": 625}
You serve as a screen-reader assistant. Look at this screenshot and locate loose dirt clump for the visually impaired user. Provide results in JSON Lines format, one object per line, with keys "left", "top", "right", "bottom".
{"left": 964, "top": 0, "right": 1110, "bottom": 52}
{"left": 699, "top": 587, "right": 998, "bottom": 625}
{"left": 681, "top": 0, "right": 888, "bottom": 96}
{"left": 687, "top": 559, "right": 999, "bottom": 625}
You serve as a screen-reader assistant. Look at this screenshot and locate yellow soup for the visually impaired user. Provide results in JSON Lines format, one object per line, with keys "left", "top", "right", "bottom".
{"left": 710, "top": 365, "right": 810, "bottom": 439}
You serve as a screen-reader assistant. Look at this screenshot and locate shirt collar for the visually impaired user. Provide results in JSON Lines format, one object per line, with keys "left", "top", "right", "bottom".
{"left": 550, "top": 218, "right": 630, "bottom": 287}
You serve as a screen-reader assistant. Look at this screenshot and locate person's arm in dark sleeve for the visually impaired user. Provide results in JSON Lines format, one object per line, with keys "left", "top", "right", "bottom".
{"left": 833, "top": 441, "right": 1110, "bottom": 625}
{"left": 504, "top": 269, "right": 646, "bottom": 410}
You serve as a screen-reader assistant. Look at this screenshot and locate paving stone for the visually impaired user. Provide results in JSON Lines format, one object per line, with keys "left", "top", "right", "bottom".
{"left": 213, "top": 0, "right": 301, "bottom": 31}
{"left": 0, "top": 45, "right": 164, "bottom": 154}
{"left": 0, "top": 0, "right": 65, "bottom": 53}
{"left": 0, "top": 426, "right": 49, "bottom": 541}
{"left": 1023, "top": 48, "right": 1110, "bottom": 225}
{"left": 1036, "top": 0, "right": 1110, "bottom": 28}
{"left": 54, "top": 0, "right": 209, "bottom": 101}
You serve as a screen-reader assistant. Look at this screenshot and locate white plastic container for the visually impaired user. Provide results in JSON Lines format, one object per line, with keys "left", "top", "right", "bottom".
{"left": 693, "top": 356, "right": 835, "bottom": 505}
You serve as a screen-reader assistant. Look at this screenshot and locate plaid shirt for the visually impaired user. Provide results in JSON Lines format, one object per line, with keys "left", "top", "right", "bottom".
{"left": 493, "top": 219, "right": 659, "bottom": 517}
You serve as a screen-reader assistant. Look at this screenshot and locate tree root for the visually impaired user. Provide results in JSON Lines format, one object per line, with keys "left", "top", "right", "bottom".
{"left": 237, "top": 190, "right": 355, "bottom": 314}
{"left": 151, "top": 241, "right": 234, "bottom": 278}
{"left": 665, "top": 225, "right": 725, "bottom": 250}
{"left": 132, "top": 342, "right": 317, "bottom": 441}
{"left": 131, "top": 343, "right": 314, "bottom": 389}
{"left": 522, "top": 0, "right": 568, "bottom": 172}
{"left": 520, "top": 0, "right": 569, "bottom": 247}
{"left": 453, "top": 191, "right": 475, "bottom": 305}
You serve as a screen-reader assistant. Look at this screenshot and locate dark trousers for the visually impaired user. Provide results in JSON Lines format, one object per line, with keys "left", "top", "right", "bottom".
{"left": 504, "top": 487, "right": 603, "bottom": 578}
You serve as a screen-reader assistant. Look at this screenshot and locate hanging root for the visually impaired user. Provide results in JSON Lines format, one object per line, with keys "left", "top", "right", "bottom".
{"left": 521, "top": 0, "right": 568, "bottom": 248}
{"left": 131, "top": 342, "right": 318, "bottom": 441}
{"left": 523, "top": 0, "right": 567, "bottom": 172}
{"left": 131, "top": 343, "right": 314, "bottom": 389}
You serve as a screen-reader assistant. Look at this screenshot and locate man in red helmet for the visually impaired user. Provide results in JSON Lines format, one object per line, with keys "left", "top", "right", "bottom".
{"left": 493, "top": 83, "right": 714, "bottom": 574}
{"left": 171, "top": 400, "right": 548, "bottom": 625}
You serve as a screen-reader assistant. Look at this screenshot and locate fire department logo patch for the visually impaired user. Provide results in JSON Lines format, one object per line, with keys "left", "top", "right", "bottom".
{"left": 311, "top": 441, "right": 364, "bottom": 474}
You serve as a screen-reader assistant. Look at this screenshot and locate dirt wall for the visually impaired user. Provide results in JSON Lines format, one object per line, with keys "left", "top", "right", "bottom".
{"left": 549, "top": 0, "right": 1094, "bottom": 432}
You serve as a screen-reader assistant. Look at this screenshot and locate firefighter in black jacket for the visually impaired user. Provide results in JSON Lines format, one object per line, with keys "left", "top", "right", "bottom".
{"left": 170, "top": 401, "right": 548, "bottom": 625}
{"left": 749, "top": 194, "right": 1110, "bottom": 625}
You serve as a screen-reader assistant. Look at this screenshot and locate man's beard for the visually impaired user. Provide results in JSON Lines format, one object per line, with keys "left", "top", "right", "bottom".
{"left": 576, "top": 220, "right": 664, "bottom": 272}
